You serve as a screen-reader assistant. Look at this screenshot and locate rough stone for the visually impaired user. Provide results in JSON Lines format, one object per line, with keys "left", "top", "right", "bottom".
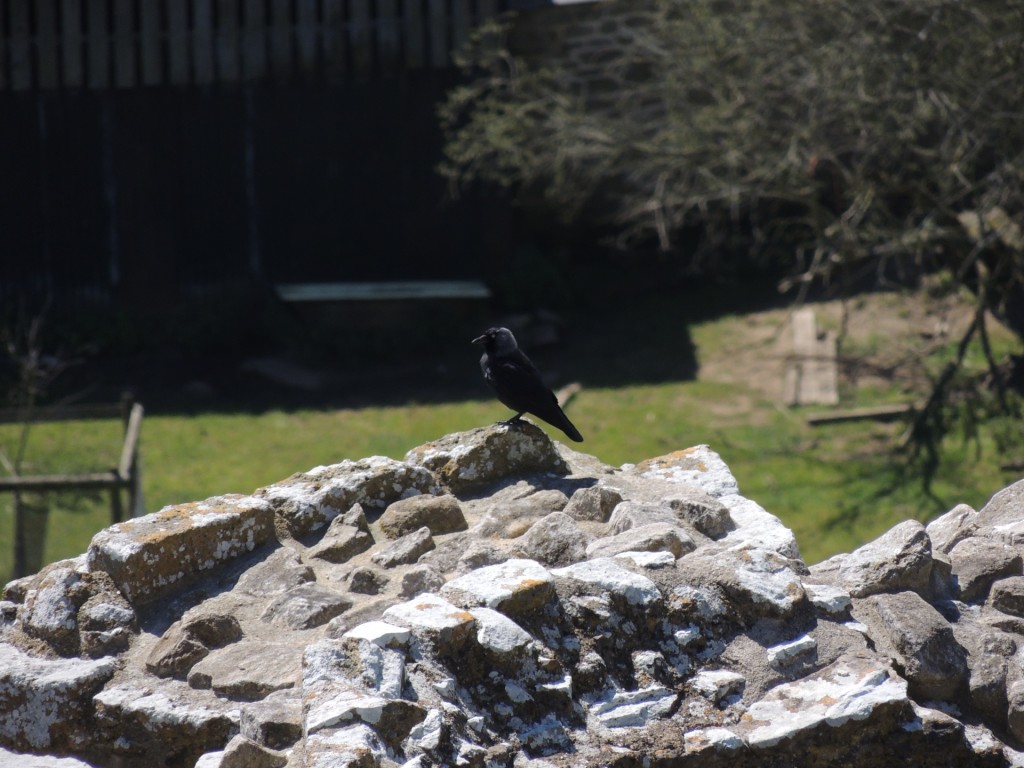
{"left": 382, "top": 593, "right": 476, "bottom": 654}
{"left": 378, "top": 494, "right": 467, "bottom": 539}
{"left": 838, "top": 520, "right": 934, "bottom": 598}
{"left": 404, "top": 421, "right": 570, "bottom": 493}
{"left": 308, "top": 524, "right": 375, "bottom": 565}
{"left": 474, "top": 489, "right": 570, "bottom": 539}
{"left": 235, "top": 546, "right": 314, "bottom": 596}
{"left": 260, "top": 583, "right": 352, "bottom": 630}
{"left": 585, "top": 522, "right": 695, "bottom": 560}
{"left": 240, "top": 689, "right": 303, "bottom": 750}
{"left": 562, "top": 485, "right": 622, "bottom": 522}
{"left": 147, "top": 612, "right": 243, "bottom": 678}
{"left": 513, "top": 511, "right": 591, "bottom": 566}
{"left": 440, "top": 558, "right": 556, "bottom": 617}
{"left": 370, "top": 526, "right": 435, "bottom": 568}
{"left": 948, "top": 536, "right": 1022, "bottom": 602}
{"left": 187, "top": 640, "right": 302, "bottom": 700}
{"left": 260, "top": 457, "right": 439, "bottom": 537}
{"left": 399, "top": 565, "right": 446, "bottom": 598}
{"left": 926, "top": 503, "right": 978, "bottom": 554}
{"left": 552, "top": 557, "right": 661, "bottom": 607}
{"left": 87, "top": 494, "right": 275, "bottom": 604}
{"left": 345, "top": 567, "right": 390, "bottom": 595}
{"left": 666, "top": 489, "right": 734, "bottom": 538}
{"left": 854, "top": 591, "right": 967, "bottom": 701}
{"left": 990, "top": 576, "right": 1024, "bottom": 617}
{"left": 219, "top": 734, "right": 287, "bottom": 768}
{"left": 0, "top": 644, "right": 117, "bottom": 752}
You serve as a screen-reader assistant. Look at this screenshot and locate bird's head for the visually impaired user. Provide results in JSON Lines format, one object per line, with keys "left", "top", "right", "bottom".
{"left": 472, "top": 327, "right": 518, "bottom": 355}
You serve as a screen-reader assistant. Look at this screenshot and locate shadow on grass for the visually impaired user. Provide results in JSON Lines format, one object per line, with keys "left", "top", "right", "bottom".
{"left": 47, "top": 260, "right": 793, "bottom": 416}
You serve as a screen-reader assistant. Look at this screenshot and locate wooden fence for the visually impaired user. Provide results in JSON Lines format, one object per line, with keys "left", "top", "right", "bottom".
{"left": 0, "top": 0, "right": 507, "bottom": 90}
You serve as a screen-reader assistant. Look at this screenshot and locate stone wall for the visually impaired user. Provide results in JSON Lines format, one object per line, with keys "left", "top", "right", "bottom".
{"left": 2, "top": 422, "right": 1024, "bottom": 766}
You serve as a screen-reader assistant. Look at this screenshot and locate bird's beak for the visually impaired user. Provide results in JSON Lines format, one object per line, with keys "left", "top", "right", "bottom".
{"left": 472, "top": 334, "right": 487, "bottom": 345}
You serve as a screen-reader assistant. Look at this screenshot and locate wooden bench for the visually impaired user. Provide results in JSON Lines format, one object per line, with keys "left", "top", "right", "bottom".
{"left": 274, "top": 281, "right": 492, "bottom": 303}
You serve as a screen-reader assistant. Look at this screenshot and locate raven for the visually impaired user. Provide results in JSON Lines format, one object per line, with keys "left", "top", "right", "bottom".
{"left": 472, "top": 326, "right": 584, "bottom": 442}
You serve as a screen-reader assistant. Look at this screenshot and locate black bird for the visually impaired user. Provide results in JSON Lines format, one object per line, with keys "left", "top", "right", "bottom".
{"left": 472, "top": 326, "right": 584, "bottom": 442}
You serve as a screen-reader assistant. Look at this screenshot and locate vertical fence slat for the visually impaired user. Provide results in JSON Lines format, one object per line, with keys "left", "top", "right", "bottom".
{"left": 87, "top": 0, "right": 110, "bottom": 89}
{"left": 168, "top": 0, "right": 190, "bottom": 84}
{"left": 404, "top": 0, "right": 425, "bottom": 69}
{"left": 217, "top": 0, "right": 241, "bottom": 82}
{"left": 61, "top": 0, "right": 83, "bottom": 87}
{"left": 478, "top": 0, "right": 499, "bottom": 23}
{"left": 242, "top": 0, "right": 268, "bottom": 79}
{"left": 322, "top": 0, "right": 346, "bottom": 77}
{"left": 140, "top": 1, "right": 163, "bottom": 85}
{"left": 113, "top": 0, "right": 136, "bottom": 88}
{"left": 193, "top": 0, "right": 215, "bottom": 84}
{"left": 9, "top": 0, "right": 32, "bottom": 90}
{"left": 269, "top": 0, "right": 292, "bottom": 80}
{"left": 451, "top": 0, "right": 470, "bottom": 55}
{"left": 349, "top": 0, "right": 371, "bottom": 73}
{"left": 296, "top": 0, "right": 317, "bottom": 73}
{"left": 37, "top": 0, "right": 60, "bottom": 88}
{"left": 377, "top": 0, "right": 399, "bottom": 73}
{"left": 428, "top": 0, "right": 447, "bottom": 68}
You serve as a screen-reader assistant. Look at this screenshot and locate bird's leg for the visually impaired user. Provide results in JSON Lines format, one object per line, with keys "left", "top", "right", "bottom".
{"left": 500, "top": 413, "right": 526, "bottom": 426}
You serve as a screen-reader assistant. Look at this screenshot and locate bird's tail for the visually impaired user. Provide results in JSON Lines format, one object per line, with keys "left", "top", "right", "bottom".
{"left": 559, "top": 412, "right": 584, "bottom": 443}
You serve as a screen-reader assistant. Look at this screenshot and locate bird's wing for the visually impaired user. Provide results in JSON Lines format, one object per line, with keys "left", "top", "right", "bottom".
{"left": 486, "top": 354, "right": 558, "bottom": 412}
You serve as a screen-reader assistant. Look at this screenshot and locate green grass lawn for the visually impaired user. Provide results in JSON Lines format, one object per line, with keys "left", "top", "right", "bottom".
{"left": 1, "top": 292, "right": 1020, "bottom": 582}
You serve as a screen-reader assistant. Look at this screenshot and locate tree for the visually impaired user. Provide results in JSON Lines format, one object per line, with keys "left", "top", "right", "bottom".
{"left": 440, "top": 0, "right": 1024, "bottom": 463}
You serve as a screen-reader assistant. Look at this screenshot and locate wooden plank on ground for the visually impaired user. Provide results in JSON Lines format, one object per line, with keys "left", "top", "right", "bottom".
{"left": 296, "top": 0, "right": 318, "bottom": 73}
{"left": 783, "top": 308, "right": 839, "bottom": 406}
{"left": 0, "top": 472, "right": 123, "bottom": 492}
{"left": 113, "top": 0, "right": 136, "bottom": 88}
{"left": 242, "top": 0, "right": 268, "bottom": 79}
{"left": 349, "top": 0, "right": 372, "bottom": 73}
{"left": 140, "top": 1, "right": 163, "bottom": 85}
{"left": 36, "top": 0, "right": 60, "bottom": 88}
{"left": 403, "top": 0, "right": 426, "bottom": 69}
{"left": 217, "top": 0, "right": 242, "bottom": 81}
{"left": 275, "top": 281, "right": 492, "bottom": 302}
{"left": 428, "top": 0, "right": 447, "bottom": 68}
{"left": 9, "top": 0, "right": 32, "bottom": 90}
{"left": 87, "top": 0, "right": 111, "bottom": 88}
{"left": 192, "top": 0, "right": 215, "bottom": 84}
{"left": 0, "top": 404, "right": 125, "bottom": 425}
{"left": 168, "top": 0, "right": 191, "bottom": 84}
{"left": 806, "top": 403, "right": 915, "bottom": 426}
{"left": 321, "top": 0, "right": 347, "bottom": 77}
{"left": 269, "top": 0, "right": 292, "bottom": 80}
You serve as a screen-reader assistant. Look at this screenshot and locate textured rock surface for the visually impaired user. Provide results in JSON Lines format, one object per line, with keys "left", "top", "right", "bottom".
{"left": 2, "top": 424, "right": 1024, "bottom": 767}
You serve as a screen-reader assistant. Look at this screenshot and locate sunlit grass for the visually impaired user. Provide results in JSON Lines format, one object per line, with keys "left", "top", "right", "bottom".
{"left": 1, "top": 295, "right": 1020, "bottom": 582}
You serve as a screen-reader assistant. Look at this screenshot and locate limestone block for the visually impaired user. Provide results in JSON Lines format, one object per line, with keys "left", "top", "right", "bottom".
{"left": 260, "top": 584, "right": 352, "bottom": 630}
{"left": 926, "top": 503, "right": 978, "bottom": 554}
{"left": 589, "top": 684, "right": 676, "bottom": 728}
{"left": 474, "top": 489, "right": 570, "bottom": 539}
{"left": 234, "top": 547, "right": 315, "bottom": 596}
{"left": 585, "top": 522, "right": 695, "bottom": 560}
{"left": 948, "top": 536, "right": 1022, "bottom": 602}
{"left": 838, "top": 520, "right": 934, "bottom": 598}
{"left": 552, "top": 557, "right": 661, "bottom": 607}
{"left": 689, "top": 669, "right": 746, "bottom": 703}
{"left": 514, "top": 511, "right": 591, "bottom": 566}
{"left": 738, "top": 652, "right": 909, "bottom": 748}
{"left": 563, "top": 485, "right": 622, "bottom": 522}
{"left": 378, "top": 494, "right": 467, "bottom": 539}
{"left": 188, "top": 640, "right": 302, "bottom": 700}
{"left": 87, "top": 494, "right": 275, "bottom": 605}
{"left": 989, "top": 576, "right": 1024, "bottom": 617}
{"left": 0, "top": 644, "right": 116, "bottom": 752}
{"left": 666, "top": 489, "right": 734, "bottom": 538}
{"left": 219, "top": 734, "right": 287, "bottom": 768}
{"left": 240, "top": 689, "right": 303, "bottom": 750}
{"left": 399, "top": 565, "right": 446, "bottom": 598}
{"left": 382, "top": 593, "right": 476, "bottom": 654}
{"left": 147, "top": 612, "right": 243, "bottom": 679}
{"left": 308, "top": 524, "right": 375, "bottom": 565}
{"left": 629, "top": 444, "right": 739, "bottom": 497}
{"left": 94, "top": 679, "right": 239, "bottom": 765}
{"left": 854, "top": 591, "right": 968, "bottom": 701}
{"left": 304, "top": 723, "right": 384, "bottom": 768}
{"left": 440, "top": 558, "right": 556, "bottom": 618}
{"left": 404, "top": 422, "right": 570, "bottom": 494}
{"left": 371, "top": 527, "right": 435, "bottom": 568}
{"left": 260, "top": 457, "right": 439, "bottom": 537}
{"left": 607, "top": 501, "right": 678, "bottom": 533}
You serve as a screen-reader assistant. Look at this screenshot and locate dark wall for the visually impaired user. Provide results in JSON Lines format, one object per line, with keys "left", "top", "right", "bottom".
{"left": 0, "top": 73, "right": 510, "bottom": 313}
